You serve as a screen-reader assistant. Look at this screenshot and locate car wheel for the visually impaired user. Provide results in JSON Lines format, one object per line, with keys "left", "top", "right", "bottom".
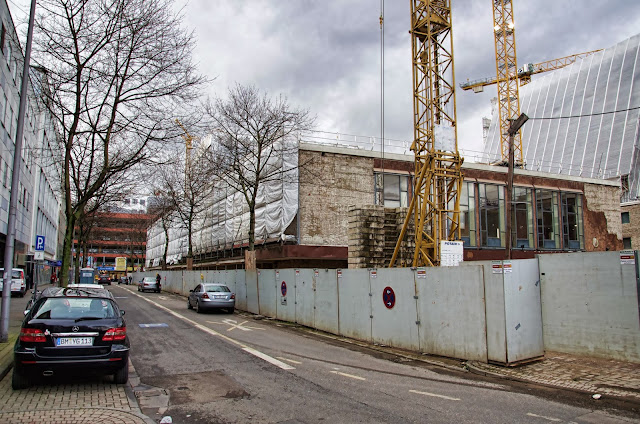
{"left": 12, "top": 368, "right": 30, "bottom": 390}
{"left": 196, "top": 300, "right": 202, "bottom": 314}
{"left": 187, "top": 299, "right": 193, "bottom": 310}
{"left": 227, "top": 307, "right": 235, "bottom": 314}
{"left": 113, "top": 364, "right": 128, "bottom": 384}
{"left": 137, "top": 286, "right": 141, "bottom": 292}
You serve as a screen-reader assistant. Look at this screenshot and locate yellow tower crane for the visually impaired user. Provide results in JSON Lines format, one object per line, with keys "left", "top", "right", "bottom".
{"left": 175, "top": 119, "right": 194, "bottom": 176}
{"left": 460, "top": 49, "right": 602, "bottom": 93}
{"left": 463, "top": 0, "right": 601, "bottom": 165}
{"left": 390, "top": 0, "right": 464, "bottom": 267}
{"left": 490, "top": 0, "right": 524, "bottom": 166}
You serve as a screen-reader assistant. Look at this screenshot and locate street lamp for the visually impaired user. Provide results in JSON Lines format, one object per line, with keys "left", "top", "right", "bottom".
{"left": 505, "top": 113, "right": 529, "bottom": 260}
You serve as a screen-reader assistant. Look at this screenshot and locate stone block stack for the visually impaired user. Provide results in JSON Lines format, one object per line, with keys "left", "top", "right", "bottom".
{"left": 348, "top": 205, "right": 415, "bottom": 268}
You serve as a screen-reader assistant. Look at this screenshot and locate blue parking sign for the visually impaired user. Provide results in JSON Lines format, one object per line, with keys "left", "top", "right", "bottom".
{"left": 35, "top": 235, "right": 45, "bottom": 251}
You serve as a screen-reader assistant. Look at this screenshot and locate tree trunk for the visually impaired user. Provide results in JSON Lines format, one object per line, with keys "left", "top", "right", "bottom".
{"left": 59, "top": 214, "right": 77, "bottom": 288}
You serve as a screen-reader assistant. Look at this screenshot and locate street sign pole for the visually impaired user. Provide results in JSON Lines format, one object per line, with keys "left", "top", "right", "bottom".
{"left": 1, "top": 0, "right": 37, "bottom": 342}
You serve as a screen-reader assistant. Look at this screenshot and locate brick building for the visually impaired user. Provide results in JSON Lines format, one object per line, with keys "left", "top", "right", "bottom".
{"left": 77, "top": 212, "right": 150, "bottom": 277}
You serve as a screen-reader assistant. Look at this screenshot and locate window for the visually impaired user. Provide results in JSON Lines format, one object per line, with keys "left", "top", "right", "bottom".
{"left": 561, "top": 192, "right": 584, "bottom": 250}
{"left": 124, "top": 199, "right": 130, "bottom": 205}
{"left": 140, "top": 199, "right": 146, "bottom": 206}
{"left": 0, "top": 24, "right": 5, "bottom": 55}
{"left": 536, "top": 189, "right": 560, "bottom": 249}
{"left": 622, "top": 211, "right": 630, "bottom": 224}
{"left": 511, "top": 187, "right": 534, "bottom": 249}
{"left": 374, "top": 172, "right": 410, "bottom": 208}
{"left": 478, "top": 183, "right": 505, "bottom": 247}
{"left": 459, "top": 181, "right": 476, "bottom": 247}
{"left": 623, "top": 238, "right": 632, "bottom": 249}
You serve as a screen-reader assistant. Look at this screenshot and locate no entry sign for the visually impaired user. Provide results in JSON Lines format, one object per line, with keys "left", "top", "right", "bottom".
{"left": 281, "top": 281, "right": 287, "bottom": 297}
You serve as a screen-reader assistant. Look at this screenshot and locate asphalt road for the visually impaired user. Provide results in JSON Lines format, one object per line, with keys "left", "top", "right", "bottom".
{"left": 111, "top": 285, "right": 637, "bottom": 424}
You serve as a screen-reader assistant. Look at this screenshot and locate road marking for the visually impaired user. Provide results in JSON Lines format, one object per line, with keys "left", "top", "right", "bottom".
{"left": 330, "top": 370, "right": 366, "bottom": 381}
{"left": 123, "top": 286, "right": 295, "bottom": 371}
{"left": 138, "top": 323, "right": 169, "bottom": 328}
{"left": 242, "top": 347, "right": 295, "bottom": 370}
{"left": 206, "top": 319, "right": 265, "bottom": 332}
{"left": 409, "top": 389, "right": 460, "bottom": 401}
{"left": 526, "top": 413, "right": 562, "bottom": 422}
{"left": 276, "top": 356, "right": 302, "bottom": 365}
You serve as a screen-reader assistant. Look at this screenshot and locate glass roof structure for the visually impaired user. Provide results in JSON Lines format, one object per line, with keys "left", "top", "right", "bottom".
{"left": 483, "top": 33, "right": 640, "bottom": 199}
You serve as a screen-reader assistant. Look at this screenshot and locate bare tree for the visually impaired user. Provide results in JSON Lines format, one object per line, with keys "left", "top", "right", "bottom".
{"left": 205, "top": 85, "right": 313, "bottom": 267}
{"left": 32, "top": 0, "right": 205, "bottom": 285}
{"left": 157, "top": 146, "right": 215, "bottom": 269}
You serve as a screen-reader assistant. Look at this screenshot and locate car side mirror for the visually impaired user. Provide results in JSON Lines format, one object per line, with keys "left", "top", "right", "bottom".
{"left": 23, "top": 309, "right": 29, "bottom": 316}
{"left": 189, "top": 289, "right": 193, "bottom": 292}
{"left": 121, "top": 310, "right": 125, "bottom": 316}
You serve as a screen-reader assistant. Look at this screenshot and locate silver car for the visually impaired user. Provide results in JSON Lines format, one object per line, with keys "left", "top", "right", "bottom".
{"left": 187, "top": 283, "right": 235, "bottom": 314}
{"left": 138, "top": 276, "right": 160, "bottom": 293}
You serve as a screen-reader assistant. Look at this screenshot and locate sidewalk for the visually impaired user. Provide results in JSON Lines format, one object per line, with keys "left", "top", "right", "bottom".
{"left": 467, "top": 352, "right": 640, "bottom": 402}
{"left": 0, "top": 286, "right": 154, "bottom": 424}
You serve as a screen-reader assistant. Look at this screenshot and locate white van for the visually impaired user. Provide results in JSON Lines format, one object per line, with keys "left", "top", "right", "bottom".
{"left": 0, "top": 268, "right": 27, "bottom": 297}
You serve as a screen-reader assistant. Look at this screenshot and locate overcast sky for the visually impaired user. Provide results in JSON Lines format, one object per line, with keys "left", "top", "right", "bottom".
{"left": 9, "top": 0, "right": 640, "bottom": 159}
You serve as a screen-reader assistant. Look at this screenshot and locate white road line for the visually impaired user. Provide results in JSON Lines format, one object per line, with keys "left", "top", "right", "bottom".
{"left": 243, "top": 347, "right": 295, "bottom": 370}
{"left": 276, "top": 356, "right": 302, "bottom": 365}
{"left": 526, "top": 413, "right": 562, "bottom": 422}
{"left": 123, "top": 287, "right": 295, "bottom": 371}
{"left": 409, "top": 389, "right": 460, "bottom": 401}
{"left": 330, "top": 370, "right": 366, "bottom": 381}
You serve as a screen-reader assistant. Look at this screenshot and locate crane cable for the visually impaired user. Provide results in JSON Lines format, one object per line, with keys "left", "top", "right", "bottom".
{"left": 380, "top": 0, "right": 385, "bottom": 189}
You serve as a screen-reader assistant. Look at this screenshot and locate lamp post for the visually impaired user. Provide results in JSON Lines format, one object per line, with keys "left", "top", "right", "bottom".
{"left": 505, "top": 113, "right": 528, "bottom": 260}
{"left": 0, "top": 0, "right": 37, "bottom": 342}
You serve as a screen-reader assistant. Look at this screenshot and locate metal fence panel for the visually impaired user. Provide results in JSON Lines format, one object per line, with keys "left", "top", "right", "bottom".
{"left": 338, "top": 268, "right": 372, "bottom": 343}
{"left": 276, "top": 269, "right": 296, "bottom": 322}
{"left": 504, "top": 259, "right": 544, "bottom": 363}
{"left": 314, "top": 269, "right": 339, "bottom": 334}
{"left": 245, "top": 270, "right": 259, "bottom": 314}
{"left": 539, "top": 251, "right": 640, "bottom": 362}
{"left": 235, "top": 270, "right": 247, "bottom": 311}
{"left": 371, "top": 268, "right": 420, "bottom": 351}
{"left": 295, "top": 269, "right": 315, "bottom": 327}
{"left": 417, "top": 265, "right": 487, "bottom": 361}
{"left": 258, "top": 269, "right": 277, "bottom": 318}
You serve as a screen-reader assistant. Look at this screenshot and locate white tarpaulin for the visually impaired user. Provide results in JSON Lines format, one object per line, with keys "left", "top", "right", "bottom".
{"left": 146, "top": 139, "right": 299, "bottom": 266}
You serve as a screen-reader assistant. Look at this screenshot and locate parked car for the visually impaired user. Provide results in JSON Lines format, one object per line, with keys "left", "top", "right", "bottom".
{"left": 119, "top": 276, "right": 128, "bottom": 285}
{"left": 138, "top": 276, "right": 160, "bottom": 293}
{"left": 0, "top": 268, "right": 27, "bottom": 297}
{"left": 98, "top": 274, "right": 111, "bottom": 285}
{"left": 188, "top": 283, "right": 235, "bottom": 314}
{"left": 12, "top": 286, "right": 129, "bottom": 389}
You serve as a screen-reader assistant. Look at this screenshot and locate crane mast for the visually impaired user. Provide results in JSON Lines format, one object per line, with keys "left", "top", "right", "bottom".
{"left": 390, "top": 0, "right": 463, "bottom": 267}
{"left": 493, "top": 0, "right": 523, "bottom": 165}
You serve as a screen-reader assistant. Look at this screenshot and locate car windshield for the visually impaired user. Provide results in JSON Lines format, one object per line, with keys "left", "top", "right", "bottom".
{"left": 204, "top": 285, "right": 230, "bottom": 293}
{"left": 32, "top": 297, "right": 117, "bottom": 320}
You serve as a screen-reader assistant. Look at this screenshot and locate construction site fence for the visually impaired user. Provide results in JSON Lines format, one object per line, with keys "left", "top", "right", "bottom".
{"left": 132, "top": 251, "right": 640, "bottom": 364}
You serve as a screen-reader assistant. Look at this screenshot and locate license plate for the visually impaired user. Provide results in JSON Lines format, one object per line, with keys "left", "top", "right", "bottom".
{"left": 214, "top": 295, "right": 226, "bottom": 299}
{"left": 56, "top": 337, "right": 93, "bottom": 346}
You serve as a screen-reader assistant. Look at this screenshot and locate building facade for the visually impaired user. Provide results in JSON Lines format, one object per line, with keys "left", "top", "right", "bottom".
{"left": 0, "top": 0, "right": 62, "bottom": 276}
{"left": 75, "top": 212, "right": 150, "bottom": 278}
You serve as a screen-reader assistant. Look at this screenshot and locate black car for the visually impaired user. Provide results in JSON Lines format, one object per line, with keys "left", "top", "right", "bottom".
{"left": 12, "top": 287, "right": 129, "bottom": 389}
{"left": 98, "top": 274, "right": 111, "bottom": 285}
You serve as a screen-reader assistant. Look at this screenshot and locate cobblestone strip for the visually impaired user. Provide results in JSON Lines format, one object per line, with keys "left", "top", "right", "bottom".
{"left": 0, "top": 407, "right": 148, "bottom": 424}
{"left": 469, "top": 352, "right": 640, "bottom": 400}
